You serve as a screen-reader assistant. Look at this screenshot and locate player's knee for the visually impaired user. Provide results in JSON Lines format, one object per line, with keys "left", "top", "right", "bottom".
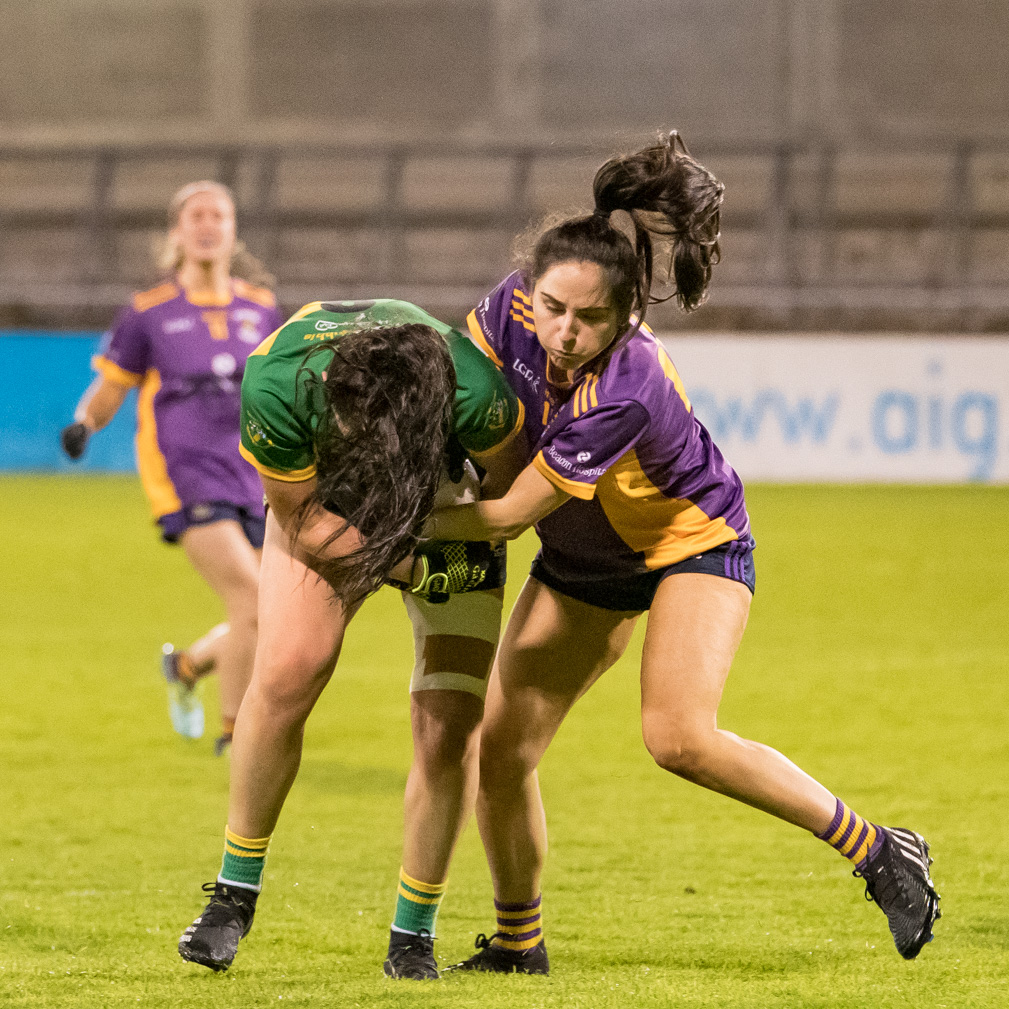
{"left": 253, "top": 653, "right": 333, "bottom": 719}
{"left": 413, "top": 714, "right": 480, "bottom": 776}
{"left": 643, "top": 724, "right": 713, "bottom": 780}
{"left": 478, "top": 738, "right": 535, "bottom": 794}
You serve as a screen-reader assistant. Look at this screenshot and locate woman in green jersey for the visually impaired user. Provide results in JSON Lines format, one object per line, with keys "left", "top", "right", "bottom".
{"left": 177, "top": 299, "right": 525, "bottom": 980}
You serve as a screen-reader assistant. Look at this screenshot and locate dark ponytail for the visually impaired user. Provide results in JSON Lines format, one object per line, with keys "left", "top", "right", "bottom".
{"left": 525, "top": 132, "right": 724, "bottom": 339}
{"left": 293, "top": 323, "right": 456, "bottom": 604}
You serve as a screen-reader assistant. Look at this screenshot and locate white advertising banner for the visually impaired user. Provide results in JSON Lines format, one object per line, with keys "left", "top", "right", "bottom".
{"left": 656, "top": 335, "right": 1009, "bottom": 483}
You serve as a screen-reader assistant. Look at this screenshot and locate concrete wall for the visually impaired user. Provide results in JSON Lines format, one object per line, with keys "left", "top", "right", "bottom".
{"left": 1, "top": 1, "right": 1005, "bottom": 147}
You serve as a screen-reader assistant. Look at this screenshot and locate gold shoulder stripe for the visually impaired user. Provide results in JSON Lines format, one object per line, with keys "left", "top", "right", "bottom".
{"left": 92, "top": 355, "right": 144, "bottom": 388}
{"left": 513, "top": 287, "right": 532, "bottom": 305}
{"left": 233, "top": 278, "right": 277, "bottom": 308}
{"left": 465, "top": 309, "right": 504, "bottom": 368}
{"left": 238, "top": 443, "right": 316, "bottom": 482}
{"left": 133, "top": 282, "right": 179, "bottom": 313}
{"left": 289, "top": 301, "right": 325, "bottom": 324}
{"left": 468, "top": 399, "right": 526, "bottom": 459}
{"left": 509, "top": 311, "right": 536, "bottom": 333}
{"left": 249, "top": 330, "right": 280, "bottom": 357}
{"left": 656, "top": 344, "right": 691, "bottom": 410}
{"left": 531, "top": 451, "right": 595, "bottom": 500}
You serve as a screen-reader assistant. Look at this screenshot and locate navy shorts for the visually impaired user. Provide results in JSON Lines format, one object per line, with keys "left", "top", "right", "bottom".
{"left": 158, "top": 502, "right": 267, "bottom": 549}
{"left": 530, "top": 535, "right": 756, "bottom": 612}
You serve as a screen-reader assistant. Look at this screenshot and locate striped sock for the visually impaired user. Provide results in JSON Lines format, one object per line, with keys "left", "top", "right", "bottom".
{"left": 219, "top": 826, "right": 271, "bottom": 892}
{"left": 491, "top": 895, "right": 543, "bottom": 952}
{"left": 392, "top": 868, "right": 447, "bottom": 936}
{"left": 175, "top": 650, "right": 198, "bottom": 687}
{"left": 816, "top": 798, "right": 883, "bottom": 868}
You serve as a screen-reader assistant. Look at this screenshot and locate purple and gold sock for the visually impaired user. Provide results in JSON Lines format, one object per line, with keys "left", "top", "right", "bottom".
{"left": 491, "top": 895, "right": 542, "bottom": 952}
{"left": 816, "top": 798, "right": 883, "bottom": 868}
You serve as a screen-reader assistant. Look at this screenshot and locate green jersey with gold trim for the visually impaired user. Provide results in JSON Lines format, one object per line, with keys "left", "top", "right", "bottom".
{"left": 240, "top": 298, "right": 523, "bottom": 482}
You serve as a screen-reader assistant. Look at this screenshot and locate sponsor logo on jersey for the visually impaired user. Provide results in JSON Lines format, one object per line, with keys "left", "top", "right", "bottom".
{"left": 315, "top": 319, "right": 342, "bottom": 331}
{"left": 238, "top": 322, "right": 261, "bottom": 344}
{"left": 245, "top": 419, "right": 274, "bottom": 446}
{"left": 163, "top": 317, "right": 194, "bottom": 334}
{"left": 211, "top": 352, "right": 237, "bottom": 377}
{"left": 512, "top": 358, "right": 541, "bottom": 393}
{"left": 546, "top": 444, "right": 606, "bottom": 479}
{"left": 232, "top": 308, "right": 262, "bottom": 324}
{"left": 576, "top": 451, "right": 591, "bottom": 463}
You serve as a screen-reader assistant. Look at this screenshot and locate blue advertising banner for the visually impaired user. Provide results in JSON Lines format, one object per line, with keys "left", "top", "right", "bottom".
{"left": 3, "top": 331, "right": 1007, "bottom": 482}
{"left": 0, "top": 333, "right": 138, "bottom": 472}
{"left": 661, "top": 335, "right": 1008, "bottom": 484}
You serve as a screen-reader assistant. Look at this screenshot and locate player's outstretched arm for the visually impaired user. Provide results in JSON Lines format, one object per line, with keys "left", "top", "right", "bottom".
{"left": 60, "top": 376, "right": 131, "bottom": 460}
{"left": 427, "top": 462, "right": 568, "bottom": 542}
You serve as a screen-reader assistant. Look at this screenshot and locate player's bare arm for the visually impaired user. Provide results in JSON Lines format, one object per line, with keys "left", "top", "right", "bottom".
{"left": 427, "top": 462, "right": 568, "bottom": 541}
{"left": 261, "top": 473, "right": 417, "bottom": 586}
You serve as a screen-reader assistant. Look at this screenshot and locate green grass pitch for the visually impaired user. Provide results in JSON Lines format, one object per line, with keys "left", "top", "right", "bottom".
{"left": 1, "top": 475, "right": 1007, "bottom": 1008}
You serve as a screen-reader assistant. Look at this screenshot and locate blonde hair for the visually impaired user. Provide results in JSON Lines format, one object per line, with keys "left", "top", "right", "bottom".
{"left": 154, "top": 180, "right": 275, "bottom": 289}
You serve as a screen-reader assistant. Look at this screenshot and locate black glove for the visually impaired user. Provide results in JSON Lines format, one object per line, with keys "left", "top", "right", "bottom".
{"left": 60, "top": 422, "right": 90, "bottom": 460}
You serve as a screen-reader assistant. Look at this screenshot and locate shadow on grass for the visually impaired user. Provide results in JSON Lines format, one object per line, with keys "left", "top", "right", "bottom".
{"left": 296, "top": 759, "right": 406, "bottom": 795}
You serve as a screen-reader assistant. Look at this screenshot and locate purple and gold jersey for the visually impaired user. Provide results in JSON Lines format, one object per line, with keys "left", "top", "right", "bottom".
{"left": 467, "top": 271, "right": 750, "bottom": 578}
{"left": 93, "top": 279, "right": 284, "bottom": 519}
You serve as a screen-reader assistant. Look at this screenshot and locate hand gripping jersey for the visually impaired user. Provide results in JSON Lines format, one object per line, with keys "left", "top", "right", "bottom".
{"left": 93, "top": 279, "right": 284, "bottom": 519}
{"left": 467, "top": 272, "right": 751, "bottom": 580}
{"left": 239, "top": 299, "right": 523, "bottom": 483}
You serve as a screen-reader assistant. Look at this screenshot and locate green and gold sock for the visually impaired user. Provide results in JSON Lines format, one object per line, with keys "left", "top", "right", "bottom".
{"left": 392, "top": 868, "right": 447, "bottom": 936}
{"left": 219, "top": 826, "right": 270, "bottom": 892}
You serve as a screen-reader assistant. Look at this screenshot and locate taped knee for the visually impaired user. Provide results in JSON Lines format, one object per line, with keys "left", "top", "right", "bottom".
{"left": 403, "top": 591, "right": 503, "bottom": 698}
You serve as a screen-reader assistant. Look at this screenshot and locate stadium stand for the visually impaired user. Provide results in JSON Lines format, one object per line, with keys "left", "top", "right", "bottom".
{"left": 1, "top": 140, "right": 1006, "bottom": 331}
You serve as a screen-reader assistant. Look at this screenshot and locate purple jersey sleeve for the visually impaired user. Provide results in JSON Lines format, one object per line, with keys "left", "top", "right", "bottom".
{"left": 533, "top": 400, "right": 650, "bottom": 499}
{"left": 92, "top": 305, "right": 149, "bottom": 386}
{"left": 466, "top": 272, "right": 524, "bottom": 368}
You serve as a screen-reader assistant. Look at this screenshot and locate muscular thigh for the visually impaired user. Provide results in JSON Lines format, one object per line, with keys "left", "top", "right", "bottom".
{"left": 181, "top": 519, "right": 261, "bottom": 606}
{"left": 640, "top": 572, "right": 751, "bottom": 733}
{"left": 482, "top": 576, "right": 639, "bottom": 765}
{"left": 253, "top": 511, "right": 354, "bottom": 698}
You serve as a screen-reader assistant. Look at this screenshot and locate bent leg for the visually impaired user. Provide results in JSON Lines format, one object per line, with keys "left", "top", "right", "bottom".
{"left": 640, "top": 573, "right": 836, "bottom": 832}
{"left": 228, "top": 511, "right": 354, "bottom": 838}
{"left": 184, "top": 621, "right": 230, "bottom": 678}
{"left": 477, "top": 578, "right": 639, "bottom": 903}
{"left": 181, "top": 521, "right": 262, "bottom": 724}
{"left": 400, "top": 589, "right": 502, "bottom": 885}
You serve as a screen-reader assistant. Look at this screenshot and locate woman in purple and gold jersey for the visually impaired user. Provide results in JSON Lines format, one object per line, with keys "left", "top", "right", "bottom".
{"left": 431, "top": 134, "right": 940, "bottom": 973}
{"left": 61, "top": 181, "right": 284, "bottom": 753}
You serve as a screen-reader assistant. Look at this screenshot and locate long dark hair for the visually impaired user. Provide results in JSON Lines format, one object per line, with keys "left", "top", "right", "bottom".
{"left": 521, "top": 132, "right": 724, "bottom": 363}
{"left": 294, "top": 323, "right": 456, "bottom": 604}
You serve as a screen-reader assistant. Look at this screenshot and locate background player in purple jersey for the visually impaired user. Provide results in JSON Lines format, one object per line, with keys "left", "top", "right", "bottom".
{"left": 428, "top": 134, "right": 940, "bottom": 973}
{"left": 61, "top": 181, "right": 284, "bottom": 754}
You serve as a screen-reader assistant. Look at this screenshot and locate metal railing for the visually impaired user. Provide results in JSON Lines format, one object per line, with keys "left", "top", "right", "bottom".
{"left": 1, "top": 140, "right": 1006, "bottom": 326}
